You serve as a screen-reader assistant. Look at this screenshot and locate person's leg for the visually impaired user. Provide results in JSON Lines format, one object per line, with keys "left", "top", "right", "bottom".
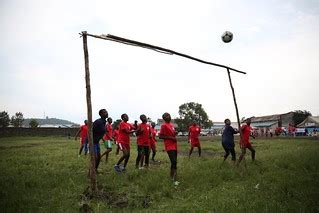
{"left": 84, "top": 138, "right": 88, "bottom": 155}
{"left": 123, "top": 148, "right": 130, "bottom": 168}
{"left": 247, "top": 145, "right": 256, "bottom": 160}
{"left": 151, "top": 145, "right": 156, "bottom": 161}
{"left": 79, "top": 144, "right": 84, "bottom": 155}
{"left": 237, "top": 148, "right": 246, "bottom": 164}
{"left": 167, "top": 150, "right": 177, "bottom": 181}
{"left": 135, "top": 146, "right": 142, "bottom": 168}
{"left": 222, "top": 144, "right": 230, "bottom": 161}
{"left": 230, "top": 147, "right": 236, "bottom": 165}
{"left": 188, "top": 146, "right": 194, "bottom": 157}
{"left": 198, "top": 145, "right": 201, "bottom": 157}
{"left": 95, "top": 144, "right": 101, "bottom": 171}
{"left": 144, "top": 146, "right": 150, "bottom": 168}
{"left": 116, "top": 144, "right": 126, "bottom": 165}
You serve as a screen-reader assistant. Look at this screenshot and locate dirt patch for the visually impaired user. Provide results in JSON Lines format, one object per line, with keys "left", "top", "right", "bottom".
{"left": 80, "top": 185, "right": 151, "bottom": 209}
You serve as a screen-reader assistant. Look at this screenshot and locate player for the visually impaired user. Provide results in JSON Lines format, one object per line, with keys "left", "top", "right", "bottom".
{"left": 150, "top": 122, "right": 158, "bottom": 162}
{"left": 188, "top": 121, "right": 201, "bottom": 157}
{"left": 159, "top": 112, "right": 179, "bottom": 185}
{"left": 75, "top": 120, "right": 88, "bottom": 156}
{"left": 92, "top": 109, "right": 108, "bottom": 173}
{"left": 237, "top": 118, "right": 256, "bottom": 165}
{"left": 114, "top": 114, "right": 136, "bottom": 172}
{"left": 221, "top": 119, "right": 239, "bottom": 164}
{"left": 113, "top": 126, "right": 120, "bottom": 155}
{"left": 101, "top": 117, "right": 113, "bottom": 163}
{"left": 135, "top": 114, "right": 151, "bottom": 169}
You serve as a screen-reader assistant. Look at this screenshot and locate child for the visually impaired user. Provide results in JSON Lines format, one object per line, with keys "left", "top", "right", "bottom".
{"left": 221, "top": 119, "right": 238, "bottom": 164}
{"left": 101, "top": 117, "right": 113, "bottom": 163}
{"left": 237, "top": 118, "right": 256, "bottom": 165}
{"left": 135, "top": 114, "right": 151, "bottom": 169}
{"left": 159, "top": 112, "right": 179, "bottom": 185}
{"left": 188, "top": 121, "right": 201, "bottom": 157}
{"left": 114, "top": 114, "right": 136, "bottom": 172}
{"left": 75, "top": 120, "right": 88, "bottom": 156}
{"left": 150, "top": 122, "right": 158, "bottom": 162}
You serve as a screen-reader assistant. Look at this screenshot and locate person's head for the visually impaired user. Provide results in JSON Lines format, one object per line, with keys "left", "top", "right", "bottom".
{"left": 151, "top": 122, "right": 156, "bottom": 128}
{"left": 224, "top": 118, "right": 231, "bottom": 125}
{"left": 107, "top": 117, "right": 112, "bottom": 124}
{"left": 121, "top": 113, "right": 129, "bottom": 122}
{"left": 246, "top": 118, "right": 251, "bottom": 126}
{"left": 99, "top": 109, "right": 108, "bottom": 119}
{"left": 192, "top": 121, "right": 197, "bottom": 126}
{"left": 162, "top": 112, "right": 171, "bottom": 123}
{"left": 140, "top": 114, "right": 147, "bottom": 123}
{"left": 84, "top": 120, "right": 88, "bottom": 125}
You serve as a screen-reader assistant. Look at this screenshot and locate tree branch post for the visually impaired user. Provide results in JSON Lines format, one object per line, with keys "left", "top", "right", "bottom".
{"left": 82, "top": 31, "right": 97, "bottom": 192}
{"left": 227, "top": 69, "right": 242, "bottom": 140}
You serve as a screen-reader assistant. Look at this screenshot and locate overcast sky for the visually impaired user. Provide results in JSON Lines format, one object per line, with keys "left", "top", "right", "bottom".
{"left": 1, "top": 0, "right": 319, "bottom": 124}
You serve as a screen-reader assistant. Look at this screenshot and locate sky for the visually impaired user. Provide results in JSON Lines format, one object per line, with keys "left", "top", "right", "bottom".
{"left": 1, "top": 0, "right": 319, "bottom": 124}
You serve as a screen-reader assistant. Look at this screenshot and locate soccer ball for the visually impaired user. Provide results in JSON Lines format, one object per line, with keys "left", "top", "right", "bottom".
{"left": 221, "top": 31, "right": 233, "bottom": 43}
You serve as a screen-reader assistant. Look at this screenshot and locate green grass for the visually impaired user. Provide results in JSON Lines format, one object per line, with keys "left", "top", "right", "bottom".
{"left": 0, "top": 136, "right": 318, "bottom": 212}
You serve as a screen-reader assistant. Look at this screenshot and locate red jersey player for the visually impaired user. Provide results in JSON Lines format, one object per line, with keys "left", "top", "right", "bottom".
{"left": 113, "top": 126, "right": 120, "bottom": 155}
{"left": 75, "top": 120, "right": 88, "bottom": 156}
{"left": 114, "top": 114, "right": 136, "bottom": 172}
{"left": 101, "top": 117, "right": 113, "bottom": 163}
{"left": 238, "top": 118, "right": 256, "bottom": 165}
{"left": 188, "top": 121, "right": 201, "bottom": 157}
{"left": 150, "top": 122, "right": 158, "bottom": 162}
{"left": 159, "top": 112, "right": 179, "bottom": 185}
{"left": 135, "top": 114, "right": 151, "bottom": 169}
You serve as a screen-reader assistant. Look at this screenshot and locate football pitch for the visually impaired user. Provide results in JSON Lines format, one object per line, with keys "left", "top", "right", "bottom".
{"left": 0, "top": 136, "right": 318, "bottom": 212}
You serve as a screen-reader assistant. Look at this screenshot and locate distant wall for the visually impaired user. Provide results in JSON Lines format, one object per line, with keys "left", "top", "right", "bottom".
{"left": 0, "top": 127, "right": 79, "bottom": 138}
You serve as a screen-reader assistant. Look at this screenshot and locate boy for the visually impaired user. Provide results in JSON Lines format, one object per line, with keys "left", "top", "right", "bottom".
{"left": 135, "top": 114, "right": 151, "bottom": 169}
{"left": 113, "top": 126, "right": 120, "bottom": 155}
{"left": 101, "top": 117, "right": 113, "bottom": 163}
{"left": 188, "top": 121, "right": 201, "bottom": 157}
{"left": 159, "top": 112, "right": 179, "bottom": 185}
{"left": 114, "top": 114, "right": 136, "bottom": 172}
{"left": 75, "top": 120, "right": 88, "bottom": 156}
{"left": 237, "top": 118, "right": 256, "bottom": 165}
{"left": 221, "top": 119, "right": 238, "bottom": 164}
{"left": 150, "top": 122, "right": 157, "bottom": 162}
{"left": 92, "top": 109, "right": 108, "bottom": 172}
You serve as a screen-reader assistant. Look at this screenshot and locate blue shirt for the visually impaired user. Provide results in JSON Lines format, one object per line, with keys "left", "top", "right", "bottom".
{"left": 92, "top": 118, "right": 106, "bottom": 144}
{"left": 222, "top": 125, "right": 238, "bottom": 149}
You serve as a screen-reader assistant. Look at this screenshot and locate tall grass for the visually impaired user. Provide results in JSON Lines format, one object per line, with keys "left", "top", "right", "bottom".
{"left": 0, "top": 136, "right": 318, "bottom": 212}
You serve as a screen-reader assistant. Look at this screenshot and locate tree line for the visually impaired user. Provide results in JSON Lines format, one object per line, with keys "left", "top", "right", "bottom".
{"left": 0, "top": 111, "right": 39, "bottom": 128}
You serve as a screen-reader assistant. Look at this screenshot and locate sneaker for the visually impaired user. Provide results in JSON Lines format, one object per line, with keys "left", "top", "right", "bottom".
{"left": 119, "top": 165, "right": 125, "bottom": 172}
{"left": 174, "top": 181, "right": 180, "bottom": 186}
{"left": 114, "top": 165, "right": 121, "bottom": 172}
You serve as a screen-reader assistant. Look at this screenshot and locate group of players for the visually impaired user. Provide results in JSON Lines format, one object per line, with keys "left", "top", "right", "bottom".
{"left": 75, "top": 109, "right": 256, "bottom": 186}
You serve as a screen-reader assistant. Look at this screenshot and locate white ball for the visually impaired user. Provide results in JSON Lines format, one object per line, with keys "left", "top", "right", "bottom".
{"left": 221, "top": 31, "right": 233, "bottom": 43}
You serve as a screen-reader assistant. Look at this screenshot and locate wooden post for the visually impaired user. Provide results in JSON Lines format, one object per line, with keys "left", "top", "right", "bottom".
{"left": 82, "top": 31, "right": 97, "bottom": 192}
{"left": 227, "top": 69, "right": 242, "bottom": 140}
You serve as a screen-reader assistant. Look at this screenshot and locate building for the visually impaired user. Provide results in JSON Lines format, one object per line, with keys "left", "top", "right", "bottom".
{"left": 297, "top": 116, "right": 319, "bottom": 135}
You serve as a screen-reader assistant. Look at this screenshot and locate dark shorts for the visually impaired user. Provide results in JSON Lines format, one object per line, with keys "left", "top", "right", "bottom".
{"left": 222, "top": 144, "right": 236, "bottom": 161}
{"left": 94, "top": 143, "right": 100, "bottom": 154}
{"left": 137, "top": 145, "right": 150, "bottom": 155}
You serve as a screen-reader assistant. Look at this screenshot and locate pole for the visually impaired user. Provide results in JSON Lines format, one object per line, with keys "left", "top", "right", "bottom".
{"left": 227, "top": 69, "right": 242, "bottom": 140}
{"left": 82, "top": 31, "right": 97, "bottom": 191}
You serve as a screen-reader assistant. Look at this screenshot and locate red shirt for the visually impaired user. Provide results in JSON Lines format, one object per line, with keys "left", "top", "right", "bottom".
{"left": 150, "top": 127, "right": 157, "bottom": 144}
{"left": 113, "top": 129, "right": 119, "bottom": 141}
{"left": 137, "top": 123, "right": 151, "bottom": 146}
{"left": 189, "top": 125, "right": 201, "bottom": 139}
{"left": 160, "top": 122, "right": 177, "bottom": 151}
{"left": 241, "top": 125, "right": 252, "bottom": 144}
{"left": 103, "top": 123, "right": 113, "bottom": 140}
{"left": 118, "top": 122, "right": 133, "bottom": 144}
{"left": 80, "top": 125, "right": 88, "bottom": 141}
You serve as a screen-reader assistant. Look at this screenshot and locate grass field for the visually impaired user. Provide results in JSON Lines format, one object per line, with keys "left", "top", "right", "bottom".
{"left": 0, "top": 136, "right": 318, "bottom": 212}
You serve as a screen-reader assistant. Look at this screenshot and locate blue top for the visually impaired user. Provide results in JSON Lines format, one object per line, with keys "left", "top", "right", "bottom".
{"left": 92, "top": 118, "right": 106, "bottom": 144}
{"left": 222, "top": 125, "right": 238, "bottom": 149}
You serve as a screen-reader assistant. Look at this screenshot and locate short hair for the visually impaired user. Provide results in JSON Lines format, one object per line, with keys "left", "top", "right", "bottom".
{"left": 162, "top": 112, "right": 170, "bottom": 119}
{"left": 107, "top": 117, "right": 112, "bottom": 122}
{"left": 140, "top": 114, "right": 146, "bottom": 120}
{"left": 224, "top": 118, "right": 230, "bottom": 124}
{"left": 99, "top": 109, "right": 106, "bottom": 116}
{"left": 121, "top": 114, "right": 127, "bottom": 120}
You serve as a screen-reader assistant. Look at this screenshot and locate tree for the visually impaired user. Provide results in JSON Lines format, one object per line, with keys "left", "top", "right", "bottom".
{"left": 29, "top": 119, "right": 39, "bottom": 128}
{"left": 292, "top": 110, "right": 312, "bottom": 126}
{"left": 0, "top": 111, "right": 10, "bottom": 128}
{"left": 11, "top": 112, "right": 24, "bottom": 127}
{"left": 175, "top": 102, "right": 213, "bottom": 132}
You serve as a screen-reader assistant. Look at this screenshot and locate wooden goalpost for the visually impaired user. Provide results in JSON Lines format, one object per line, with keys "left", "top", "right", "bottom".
{"left": 80, "top": 31, "right": 246, "bottom": 191}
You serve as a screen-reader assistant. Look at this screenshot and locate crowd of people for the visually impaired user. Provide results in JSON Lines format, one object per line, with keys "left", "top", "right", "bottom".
{"left": 75, "top": 109, "right": 256, "bottom": 186}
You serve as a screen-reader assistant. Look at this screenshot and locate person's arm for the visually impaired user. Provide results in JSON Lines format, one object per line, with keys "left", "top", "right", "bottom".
{"left": 159, "top": 134, "right": 177, "bottom": 142}
{"left": 231, "top": 126, "right": 239, "bottom": 134}
{"left": 188, "top": 128, "right": 191, "bottom": 143}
